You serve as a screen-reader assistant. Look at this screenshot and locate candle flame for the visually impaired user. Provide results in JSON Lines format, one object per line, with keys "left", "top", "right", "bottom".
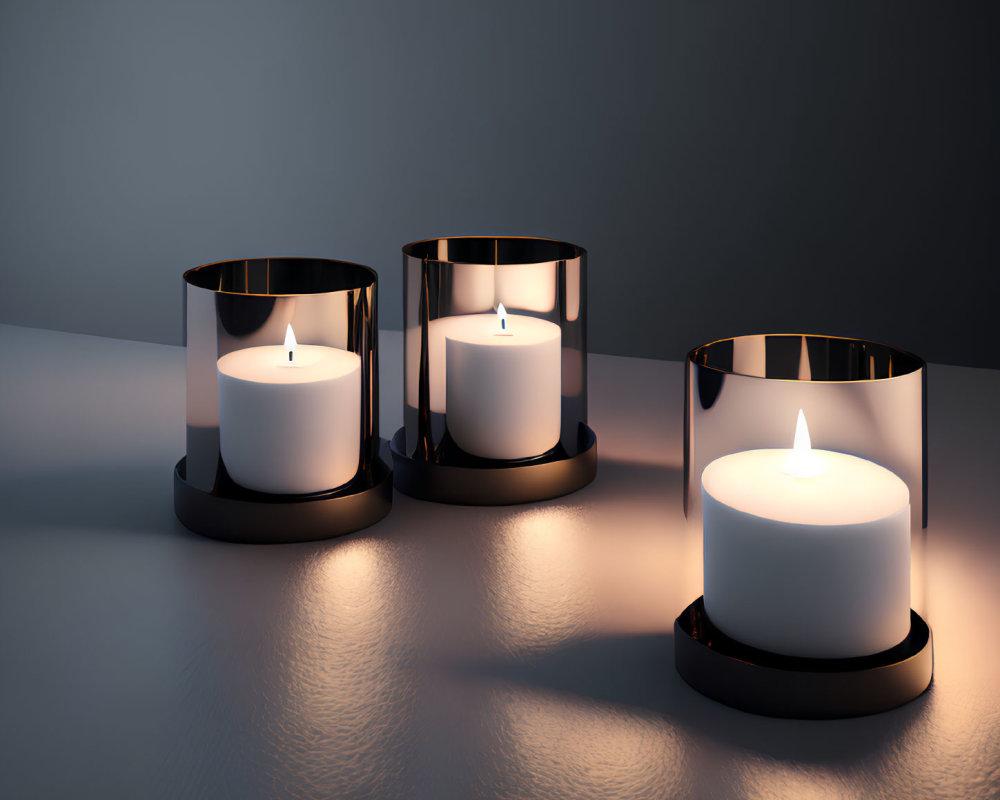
{"left": 783, "top": 409, "right": 823, "bottom": 478}
{"left": 793, "top": 408, "right": 811, "bottom": 452}
{"left": 496, "top": 303, "right": 511, "bottom": 335}
{"left": 284, "top": 323, "right": 297, "bottom": 364}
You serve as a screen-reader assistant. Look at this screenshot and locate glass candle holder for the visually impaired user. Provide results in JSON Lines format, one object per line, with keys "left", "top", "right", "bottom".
{"left": 685, "top": 333, "right": 926, "bottom": 531}
{"left": 676, "top": 333, "right": 931, "bottom": 718}
{"left": 391, "top": 236, "right": 597, "bottom": 504}
{"left": 173, "top": 257, "right": 392, "bottom": 543}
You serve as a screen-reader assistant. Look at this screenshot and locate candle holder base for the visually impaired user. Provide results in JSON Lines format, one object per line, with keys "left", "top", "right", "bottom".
{"left": 674, "top": 596, "right": 933, "bottom": 719}
{"left": 389, "top": 424, "right": 597, "bottom": 505}
{"left": 173, "top": 449, "right": 392, "bottom": 544}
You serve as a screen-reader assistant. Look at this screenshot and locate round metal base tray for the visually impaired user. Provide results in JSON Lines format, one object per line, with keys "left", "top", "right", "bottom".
{"left": 390, "top": 425, "right": 597, "bottom": 505}
{"left": 674, "top": 596, "right": 933, "bottom": 719}
{"left": 173, "top": 454, "right": 392, "bottom": 544}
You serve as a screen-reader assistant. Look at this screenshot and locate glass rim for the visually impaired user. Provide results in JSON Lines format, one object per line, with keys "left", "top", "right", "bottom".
{"left": 688, "top": 333, "right": 925, "bottom": 383}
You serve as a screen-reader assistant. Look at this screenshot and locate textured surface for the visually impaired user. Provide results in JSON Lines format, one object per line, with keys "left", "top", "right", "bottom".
{"left": 1, "top": 323, "right": 999, "bottom": 799}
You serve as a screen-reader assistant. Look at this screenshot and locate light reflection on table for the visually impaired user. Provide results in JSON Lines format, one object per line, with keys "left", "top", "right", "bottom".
{"left": 0, "top": 326, "right": 997, "bottom": 799}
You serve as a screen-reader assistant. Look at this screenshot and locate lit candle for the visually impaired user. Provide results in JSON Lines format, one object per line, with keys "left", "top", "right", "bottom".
{"left": 217, "top": 324, "right": 361, "bottom": 494}
{"left": 702, "top": 410, "right": 911, "bottom": 658}
{"left": 444, "top": 304, "right": 561, "bottom": 460}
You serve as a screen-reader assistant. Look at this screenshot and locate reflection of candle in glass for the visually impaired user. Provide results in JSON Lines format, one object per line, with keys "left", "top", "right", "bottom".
{"left": 450, "top": 262, "right": 496, "bottom": 314}
{"left": 445, "top": 306, "right": 561, "bottom": 460}
{"left": 217, "top": 325, "right": 361, "bottom": 494}
{"left": 702, "top": 410, "right": 911, "bottom": 658}
{"left": 495, "top": 261, "right": 557, "bottom": 312}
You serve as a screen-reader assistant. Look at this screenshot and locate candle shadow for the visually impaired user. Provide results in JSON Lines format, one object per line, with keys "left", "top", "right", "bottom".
{"left": 454, "top": 632, "right": 931, "bottom": 766}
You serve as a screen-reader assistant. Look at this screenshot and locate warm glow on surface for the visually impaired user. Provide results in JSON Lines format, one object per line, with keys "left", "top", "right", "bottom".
{"left": 312, "top": 537, "right": 383, "bottom": 590}
{"left": 485, "top": 507, "right": 593, "bottom": 653}
{"left": 737, "top": 763, "right": 864, "bottom": 800}
{"left": 484, "top": 688, "right": 687, "bottom": 800}
{"left": 270, "top": 538, "right": 409, "bottom": 792}
{"left": 496, "top": 303, "right": 511, "bottom": 335}
{"left": 782, "top": 409, "right": 823, "bottom": 478}
{"left": 284, "top": 323, "right": 297, "bottom": 363}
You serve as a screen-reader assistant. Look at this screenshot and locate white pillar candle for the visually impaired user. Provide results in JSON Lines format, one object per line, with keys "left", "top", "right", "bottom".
{"left": 217, "top": 325, "right": 361, "bottom": 494}
{"left": 406, "top": 308, "right": 564, "bottom": 417}
{"left": 702, "top": 411, "right": 911, "bottom": 659}
{"left": 445, "top": 306, "right": 561, "bottom": 460}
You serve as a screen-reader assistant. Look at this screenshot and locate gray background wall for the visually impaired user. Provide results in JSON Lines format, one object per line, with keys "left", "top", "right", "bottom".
{"left": 1, "top": 0, "right": 996, "bottom": 368}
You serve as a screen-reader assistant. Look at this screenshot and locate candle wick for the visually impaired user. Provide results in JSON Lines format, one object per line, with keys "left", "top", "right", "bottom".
{"left": 288, "top": 351, "right": 293, "bottom": 363}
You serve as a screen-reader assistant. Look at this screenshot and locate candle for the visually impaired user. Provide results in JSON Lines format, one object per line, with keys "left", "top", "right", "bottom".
{"left": 444, "top": 305, "right": 561, "bottom": 460}
{"left": 702, "top": 410, "right": 911, "bottom": 658}
{"left": 406, "top": 307, "right": 562, "bottom": 413}
{"left": 217, "top": 324, "right": 361, "bottom": 494}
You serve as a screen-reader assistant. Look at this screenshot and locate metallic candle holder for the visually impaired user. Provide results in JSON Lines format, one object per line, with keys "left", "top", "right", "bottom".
{"left": 391, "top": 236, "right": 597, "bottom": 504}
{"left": 173, "top": 257, "right": 392, "bottom": 543}
{"left": 674, "top": 598, "right": 933, "bottom": 719}
{"left": 678, "top": 333, "right": 931, "bottom": 718}
{"left": 685, "top": 333, "right": 927, "bottom": 531}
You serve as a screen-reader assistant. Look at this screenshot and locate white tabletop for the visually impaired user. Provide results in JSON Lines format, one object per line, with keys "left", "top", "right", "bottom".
{"left": 1, "top": 323, "right": 997, "bottom": 799}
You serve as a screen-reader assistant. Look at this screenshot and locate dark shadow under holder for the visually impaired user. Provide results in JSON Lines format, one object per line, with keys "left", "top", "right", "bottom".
{"left": 674, "top": 597, "right": 933, "bottom": 719}
{"left": 390, "top": 423, "right": 597, "bottom": 505}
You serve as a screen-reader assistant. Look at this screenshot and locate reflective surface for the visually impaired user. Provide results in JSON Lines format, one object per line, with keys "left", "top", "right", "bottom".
{"left": 686, "top": 334, "right": 927, "bottom": 530}
{"left": 181, "top": 258, "right": 389, "bottom": 541}
{"left": 184, "top": 258, "right": 381, "bottom": 498}
{"left": 1, "top": 324, "right": 998, "bottom": 799}
{"left": 400, "top": 237, "right": 588, "bottom": 468}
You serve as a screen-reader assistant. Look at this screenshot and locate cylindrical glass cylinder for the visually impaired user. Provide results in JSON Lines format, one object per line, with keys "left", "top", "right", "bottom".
{"left": 685, "top": 333, "right": 927, "bottom": 531}
{"left": 676, "top": 333, "right": 932, "bottom": 718}
{"left": 392, "top": 236, "right": 596, "bottom": 504}
{"left": 175, "top": 257, "right": 391, "bottom": 542}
